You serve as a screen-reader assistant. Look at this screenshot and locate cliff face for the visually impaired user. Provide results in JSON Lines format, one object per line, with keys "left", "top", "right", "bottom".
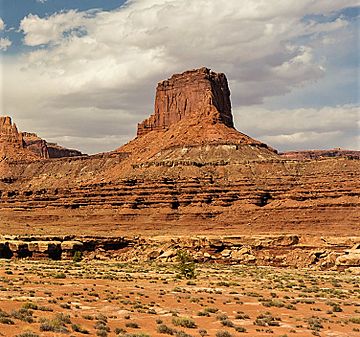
{"left": 137, "top": 67, "right": 233, "bottom": 136}
{"left": 0, "top": 116, "right": 24, "bottom": 149}
{"left": 21, "top": 132, "right": 49, "bottom": 159}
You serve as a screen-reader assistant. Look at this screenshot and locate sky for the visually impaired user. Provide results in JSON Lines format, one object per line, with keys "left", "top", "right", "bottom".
{"left": 0, "top": 0, "right": 359, "bottom": 154}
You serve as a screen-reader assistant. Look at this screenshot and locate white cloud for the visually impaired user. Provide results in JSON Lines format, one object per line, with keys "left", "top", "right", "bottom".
{"left": 0, "top": 37, "right": 11, "bottom": 51}
{"left": 1, "top": 0, "right": 359, "bottom": 153}
{"left": 0, "top": 18, "right": 4, "bottom": 31}
{"left": 20, "top": 10, "right": 89, "bottom": 46}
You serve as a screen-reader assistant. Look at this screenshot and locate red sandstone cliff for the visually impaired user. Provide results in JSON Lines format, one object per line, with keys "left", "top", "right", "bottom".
{"left": 118, "top": 68, "right": 275, "bottom": 163}
{"left": 137, "top": 67, "right": 234, "bottom": 136}
{"left": 0, "top": 116, "right": 24, "bottom": 148}
{"left": 0, "top": 116, "right": 84, "bottom": 161}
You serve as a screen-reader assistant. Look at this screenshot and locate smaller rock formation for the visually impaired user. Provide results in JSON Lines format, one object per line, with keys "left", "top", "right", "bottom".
{"left": 46, "top": 142, "right": 83, "bottom": 159}
{"left": 0, "top": 116, "right": 24, "bottom": 148}
{"left": 21, "top": 132, "right": 49, "bottom": 159}
{"left": 137, "top": 67, "right": 234, "bottom": 136}
{"left": 22, "top": 132, "right": 83, "bottom": 159}
{"left": 0, "top": 115, "right": 84, "bottom": 160}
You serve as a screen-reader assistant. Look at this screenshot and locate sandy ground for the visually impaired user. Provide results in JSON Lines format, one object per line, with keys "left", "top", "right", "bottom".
{"left": 0, "top": 259, "right": 359, "bottom": 337}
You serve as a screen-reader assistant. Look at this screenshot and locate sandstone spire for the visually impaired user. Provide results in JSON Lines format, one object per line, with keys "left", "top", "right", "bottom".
{"left": 0, "top": 116, "right": 25, "bottom": 148}
{"left": 137, "top": 67, "right": 234, "bottom": 137}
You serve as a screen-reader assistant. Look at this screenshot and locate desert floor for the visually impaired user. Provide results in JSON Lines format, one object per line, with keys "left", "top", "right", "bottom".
{"left": 0, "top": 259, "right": 359, "bottom": 337}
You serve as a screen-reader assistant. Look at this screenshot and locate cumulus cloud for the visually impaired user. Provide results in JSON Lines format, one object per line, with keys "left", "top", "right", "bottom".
{"left": 0, "top": 18, "right": 4, "bottom": 31}
{"left": 20, "top": 10, "right": 89, "bottom": 46}
{"left": 0, "top": 37, "right": 11, "bottom": 51}
{"left": 1, "top": 0, "right": 359, "bottom": 153}
{"left": 234, "top": 105, "right": 360, "bottom": 151}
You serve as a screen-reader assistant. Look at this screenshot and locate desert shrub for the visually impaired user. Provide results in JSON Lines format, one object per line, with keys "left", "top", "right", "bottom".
{"left": 11, "top": 308, "right": 34, "bottom": 323}
{"left": 215, "top": 331, "right": 233, "bottom": 337}
{"left": 306, "top": 316, "right": 324, "bottom": 331}
{"left": 254, "top": 313, "right": 281, "bottom": 327}
{"left": 72, "top": 323, "right": 90, "bottom": 334}
{"left": 73, "top": 251, "right": 83, "bottom": 262}
{"left": 220, "top": 319, "right": 234, "bottom": 327}
{"left": 125, "top": 322, "right": 140, "bottom": 328}
{"left": 115, "top": 327, "right": 127, "bottom": 334}
{"left": 157, "top": 324, "right": 176, "bottom": 335}
{"left": 53, "top": 272, "right": 66, "bottom": 279}
{"left": 204, "top": 307, "right": 218, "bottom": 314}
{"left": 176, "top": 250, "right": 196, "bottom": 279}
{"left": 235, "top": 313, "right": 250, "bottom": 320}
{"left": 0, "top": 316, "right": 14, "bottom": 324}
{"left": 39, "top": 313, "right": 71, "bottom": 333}
{"left": 22, "top": 302, "right": 38, "bottom": 310}
{"left": 349, "top": 317, "right": 360, "bottom": 324}
{"left": 172, "top": 317, "right": 196, "bottom": 328}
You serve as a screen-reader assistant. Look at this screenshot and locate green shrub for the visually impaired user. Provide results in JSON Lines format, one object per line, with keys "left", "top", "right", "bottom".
{"left": 73, "top": 251, "right": 83, "bottom": 262}
{"left": 176, "top": 250, "right": 196, "bottom": 279}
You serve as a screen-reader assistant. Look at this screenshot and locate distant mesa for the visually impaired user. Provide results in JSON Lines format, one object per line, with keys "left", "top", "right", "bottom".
{"left": 280, "top": 149, "right": 360, "bottom": 160}
{"left": 0, "top": 116, "right": 84, "bottom": 160}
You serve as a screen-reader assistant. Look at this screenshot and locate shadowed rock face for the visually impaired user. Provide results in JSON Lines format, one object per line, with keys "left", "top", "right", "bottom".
{"left": 22, "top": 132, "right": 83, "bottom": 159}
{"left": 137, "top": 67, "right": 234, "bottom": 136}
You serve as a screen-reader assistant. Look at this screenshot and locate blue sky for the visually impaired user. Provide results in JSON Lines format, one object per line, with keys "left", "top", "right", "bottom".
{"left": 0, "top": 0, "right": 127, "bottom": 53}
{"left": 0, "top": 0, "right": 359, "bottom": 153}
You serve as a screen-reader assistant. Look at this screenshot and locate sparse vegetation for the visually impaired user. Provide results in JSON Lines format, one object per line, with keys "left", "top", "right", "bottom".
{"left": 0, "top": 259, "right": 358, "bottom": 336}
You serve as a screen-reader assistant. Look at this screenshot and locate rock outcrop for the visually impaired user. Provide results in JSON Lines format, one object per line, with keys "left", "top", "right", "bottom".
{"left": 1, "top": 234, "right": 359, "bottom": 270}
{"left": 21, "top": 132, "right": 49, "bottom": 159}
{"left": 0, "top": 116, "right": 39, "bottom": 164}
{"left": 0, "top": 116, "right": 84, "bottom": 160}
{"left": 22, "top": 132, "right": 83, "bottom": 159}
{"left": 0, "top": 116, "right": 24, "bottom": 148}
{"left": 137, "top": 67, "right": 234, "bottom": 136}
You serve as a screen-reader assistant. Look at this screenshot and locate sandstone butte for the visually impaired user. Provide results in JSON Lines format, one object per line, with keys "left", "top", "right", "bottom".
{"left": 0, "top": 67, "right": 359, "bottom": 268}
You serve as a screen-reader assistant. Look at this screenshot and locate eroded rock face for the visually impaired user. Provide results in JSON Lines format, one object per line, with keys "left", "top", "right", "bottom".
{"left": 137, "top": 67, "right": 234, "bottom": 136}
{"left": 22, "top": 132, "right": 49, "bottom": 159}
{"left": 0, "top": 116, "right": 84, "bottom": 160}
{"left": 0, "top": 116, "right": 24, "bottom": 148}
{"left": 1, "top": 234, "right": 358, "bottom": 270}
